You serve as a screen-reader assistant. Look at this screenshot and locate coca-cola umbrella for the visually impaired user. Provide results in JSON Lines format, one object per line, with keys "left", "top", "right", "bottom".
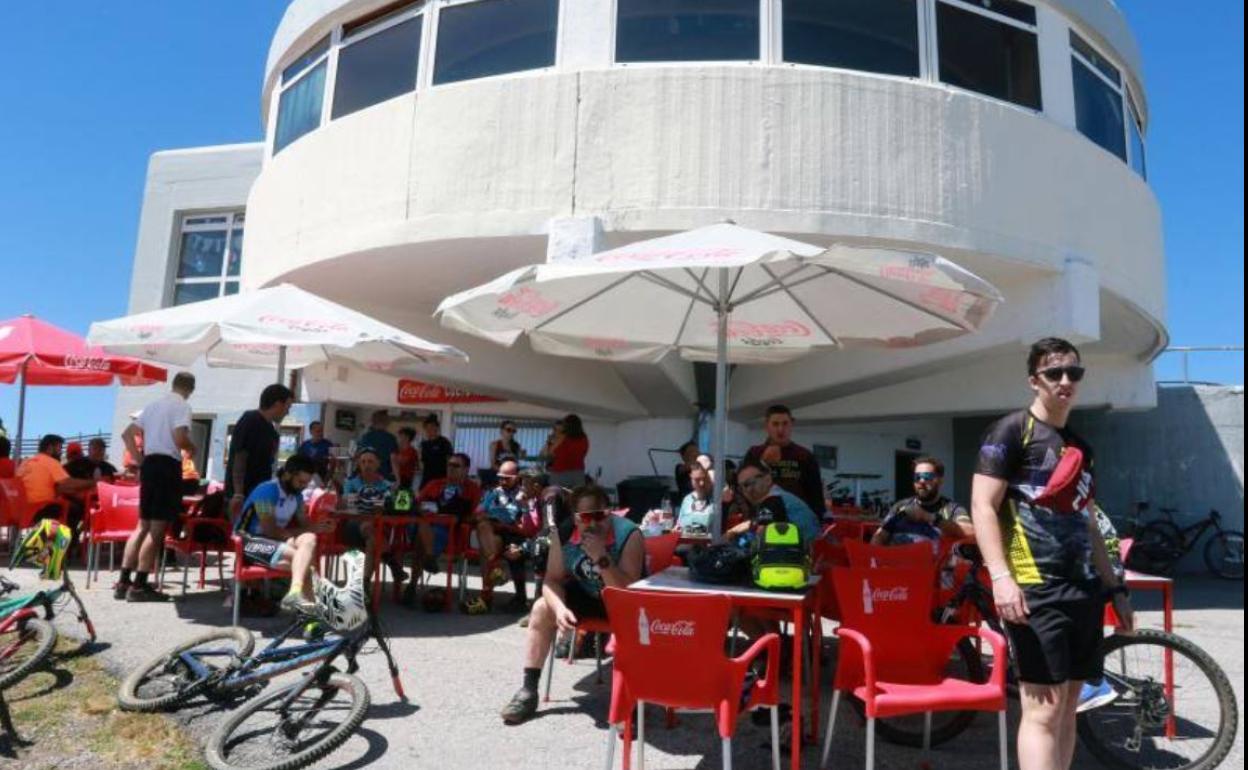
{"left": 0, "top": 315, "right": 168, "bottom": 459}
{"left": 437, "top": 223, "right": 1003, "bottom": 537}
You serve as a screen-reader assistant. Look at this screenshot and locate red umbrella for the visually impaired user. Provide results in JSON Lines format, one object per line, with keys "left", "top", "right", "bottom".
{"left": 0, "top": 315, "right": 167, "bottom": 458}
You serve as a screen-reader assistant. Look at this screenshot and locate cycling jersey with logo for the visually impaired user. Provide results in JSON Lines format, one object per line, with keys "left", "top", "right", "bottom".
{"left": 561, "top": 515, "right": 640, "bottom": 598}
{"left": 975, "top": 410, "right": 1096, "bottom": 587}
{"left": 880, "top": 496, "right": 969, "bottom": 544}
{"left": 237, "top": 479, "right": 304, "bottom": 536}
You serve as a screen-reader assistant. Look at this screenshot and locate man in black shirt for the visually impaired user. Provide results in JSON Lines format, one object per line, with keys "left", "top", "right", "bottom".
{"left": 226, "top": 384, "right": 294, "bottom": 521}
{"left": 971, "top": 338, "right": 1132, "bottom": 770}
{"left": 871, "top": 456, "right": 971, "bottom": 546}
{"left": 418, "top": 414, "right": 453, "bottom": 485}
{"left": 743, "top": 404, "right": 825, "bottom": 516}
{"left": 64, "top": 438, "right": 119, "bottom": 482}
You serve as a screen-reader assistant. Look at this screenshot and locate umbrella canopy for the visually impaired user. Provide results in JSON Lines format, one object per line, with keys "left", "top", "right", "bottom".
{"left": 437, "top": 223, "right": 1003, "bottom": 536}
{"left": 88, "top": 283, "right": 468, "bottom": 380}
{"left": 0, "top": 315, "right": 168, "bottom": 458}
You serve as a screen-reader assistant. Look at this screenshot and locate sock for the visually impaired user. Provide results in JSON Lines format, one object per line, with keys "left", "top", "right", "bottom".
{"left": 119, "top": 568, "right": 133, "bottom": 586}
{"left": 523, "top": 667, "right": 541, "bottom": 691}
{"left": 288, "top": 581, "right": 303, "bottom": 596}
{"left": 134, "top": 571, "right": 149, "bottom": 588}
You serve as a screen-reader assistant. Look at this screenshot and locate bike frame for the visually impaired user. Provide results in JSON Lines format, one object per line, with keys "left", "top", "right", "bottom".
{"left": 0, "top": 575, "right": 94, "bottom": 640}
{"left": 181, "top": 619, "right": 354, "bottom": 691}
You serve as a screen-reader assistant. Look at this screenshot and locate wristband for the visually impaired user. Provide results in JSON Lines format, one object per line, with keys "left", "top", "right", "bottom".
{"left": 989, "top": 569, "right": 1012, "bottom": 583}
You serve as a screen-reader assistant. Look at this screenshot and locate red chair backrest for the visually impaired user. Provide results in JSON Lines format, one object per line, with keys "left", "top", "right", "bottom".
{"left": 307, "top": 491, "right": 338, "bottom": 521}
{"left": 832, "top": 565, "right": 943, "bottom": 688}
{"left": 0, "top": 479, "right": 27, "bottom": 527}
{"left": 603, "top": 587, "right": 734, "bottom": 710}
{"left": 812, "top": 536, "right": 848, "bottom": 621}
{"left": 1118, "top": 537, "right": 1133, "bottom": 564}
{"left": 826, "top": 519, "right": 866, "bottom": 542}
{"left": 93, "top": 482, "right": 141, "bottom": 533}
{"left": 844, "top": 538, "right": 936, "bottom": 569}
{"left": 643, "top": 532, "right": 679, "bottom": 574}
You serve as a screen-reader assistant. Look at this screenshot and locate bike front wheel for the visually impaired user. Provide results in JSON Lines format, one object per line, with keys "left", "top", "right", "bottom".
{"left": 204, "top": 671, "right": 370, "bottom": 770}
{"left": 118, "top": 626, "right": 255, "bottom": 712}
{"left": 0, "top": 616, "right": 57, "bottom": 689}
{"left": 1203, "top": 530, "right": 1244, "bottom": 580}
{"left": 1077, "top": 629, "right": 1238, "bottom": 770}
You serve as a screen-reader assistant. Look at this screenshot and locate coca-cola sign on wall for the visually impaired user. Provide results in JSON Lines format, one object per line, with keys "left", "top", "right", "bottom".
{"left": 396, "top": 379, "right": 500, "bottom": 405}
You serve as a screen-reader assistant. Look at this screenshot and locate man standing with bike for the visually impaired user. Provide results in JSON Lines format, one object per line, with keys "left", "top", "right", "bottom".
{"left": 971, "top": 338, "right": 1134, "bottom": 770}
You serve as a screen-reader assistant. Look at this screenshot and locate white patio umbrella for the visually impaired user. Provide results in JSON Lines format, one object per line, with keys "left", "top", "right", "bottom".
{"left": 437, "top": 223, "right": 1003, "bottom": 536}
{"left": 88, "top": 283, "right": 468, "bottom": 382}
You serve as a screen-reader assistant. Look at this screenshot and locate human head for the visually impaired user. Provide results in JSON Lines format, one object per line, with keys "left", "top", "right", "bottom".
{"left": 912, "top": 456, "right": 945, "bottom": 502}
{"left": 371, "top": 409, "right": 390, "bottom": 430}
{"left": 279, "top": 453, "right": 317, "bottom": 494}
{"left": 260, "top": 384, "right": 295, "bottom": 421}
{"left": 736, "top": 458, "right": 774, "bottom": 505}
{"left": 678, "top": 441, "right": 699, "bottom": 467}
{"left": 447, "top": 452, "right": 470, "bottom": 482}
{"left": 570, "top": 484, "right": 611, "bottom": 535}
{"left": 355, "top": 448, "right": 381, "bottom": 478}
{"left": 0, "top": 436, "right": 10, "bottom": 460}
{"left": 171, "top": 371, "right": 196, "bottom": 398}
{"left": 561, "top": 414, "right": 585, "bottom": 439}
{"left": 65, "top": 442, "right": 84, "bottom": 462}
{"left": 422, "top": 414, "right": 441, "bottom": 439}
{"left": 519, "top": 468, "right": 545, "bottom": 498}
{"left": 1027, "top": 337, "right": 1084, "bottom": 416}
{"left": 88, "top": 438, "right": 107, "bottom": 462}
{"left": 695, "top": 453, "right": 714, "bottom": 471}
{"left": 397, "top": 426, "right": 416, "bottom": 446}
{"left": 309, "top": 420, "right": 324, "bottom": 440}
{"left": 500, "top": 420, "right": 517, "bottom": 439}
{"left": 689, "top": 464, "right": 712, "bottom": 499}
{"left": 38, "top": 434, "right": 64, "bottom": 460}
{"left": 497, "top": 459, "right": 520, "bottom": 489}
{"left": 763, "top": 405, "right": 794, "bottom": 446}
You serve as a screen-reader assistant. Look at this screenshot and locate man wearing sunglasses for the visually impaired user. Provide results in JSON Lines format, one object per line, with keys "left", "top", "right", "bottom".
{"left": 410, "top": 452, "right": 482, "bottom": 602}
{"left": 971, "top": 337, "right": 1133, "bottom": 770}
{"left": 871, "top": 456, "right": 972, "bottom": 546}
{"left": 501, "top": 485, "right": 644, "bottom": 725}
{"left": 474, "top": 459, "right": 533, "bottom": 613}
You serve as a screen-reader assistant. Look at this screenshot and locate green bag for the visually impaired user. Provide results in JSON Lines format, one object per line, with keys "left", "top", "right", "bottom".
{"left": 387, "top": 488, "right": 414, "bottom": 514}
{"left": 751, "top": 521, "right": 809, "bottom": 591}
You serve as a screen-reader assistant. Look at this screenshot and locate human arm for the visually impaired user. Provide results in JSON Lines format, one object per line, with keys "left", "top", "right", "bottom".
{"left": 577, "top": 529, "right": 644, "bottom": 589}
{"left": 1088, "top": 507, "right": 1133, "bottom": 631}
{"left": 122, "top": 423, "right": 143, "bottom": 466}
{"left": 970, "top": 474, "right": 1028, "bottom": 623}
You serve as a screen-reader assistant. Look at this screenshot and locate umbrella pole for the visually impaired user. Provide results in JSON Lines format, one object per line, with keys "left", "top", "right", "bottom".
{"left": 14, "top": 361, "right": 28, "bottom": 461}
{"left": 711, "top": 269, "right": 729, "bottom": 541}
{"left": 277, "top": 345, "right": 287, "bottom": 386}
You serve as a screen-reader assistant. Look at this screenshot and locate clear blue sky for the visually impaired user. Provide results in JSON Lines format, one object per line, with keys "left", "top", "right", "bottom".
{"left": 0, "top": 1, "right": 1242, "bottom": 441}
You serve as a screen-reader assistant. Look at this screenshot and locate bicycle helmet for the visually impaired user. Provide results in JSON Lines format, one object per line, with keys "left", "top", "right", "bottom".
{"left": 8, "top": 520, "right": 72, "bottom": 580}
{"left": 311, "top": 549, "right": 369, "bottom": 632}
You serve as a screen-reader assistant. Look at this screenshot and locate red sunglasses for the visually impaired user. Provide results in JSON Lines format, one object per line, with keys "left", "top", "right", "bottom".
{"left": 576, "top": 509, "right": 609, "bottom": 523}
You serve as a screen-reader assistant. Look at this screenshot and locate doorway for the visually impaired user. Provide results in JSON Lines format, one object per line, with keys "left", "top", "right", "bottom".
{"left": 894, "top": 450, "right": 921, "bottom": 501}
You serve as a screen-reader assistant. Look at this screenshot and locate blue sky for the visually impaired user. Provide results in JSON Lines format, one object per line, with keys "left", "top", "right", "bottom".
{"left": 0, "top": 1, "right": 1242, "bottom": 441}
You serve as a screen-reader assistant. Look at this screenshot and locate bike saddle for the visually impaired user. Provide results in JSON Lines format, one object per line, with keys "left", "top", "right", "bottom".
{"left": 953, "top": 542, "right": 983, "bottom": 563}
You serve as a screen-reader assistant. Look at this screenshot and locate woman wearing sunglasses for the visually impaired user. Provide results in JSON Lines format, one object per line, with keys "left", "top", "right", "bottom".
{"left": 490, "top": 421, "right": 523, "bottom": 471}
{"left": 870, "top": 456, "right": 972, "bottom": 546}
{"left": 500, "top": 485, "right": 644, "bottom": 725}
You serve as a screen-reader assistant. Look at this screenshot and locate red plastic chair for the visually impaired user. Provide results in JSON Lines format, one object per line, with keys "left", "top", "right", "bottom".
{"left": 157, "top": 494, "right": 231, "bottom": 595}
{"left": 821, "top": 566, "right": 1008, "bottom": 770}
{"left": 0, "top": 478, "right": 69, "bottom": 530}
{"left": 84, "top": 483, "right": 141, "bottom": 589}
{"left": 602, "top": 587, "right": 782, "bottom": 770}
{"left": 843, "top": 538, "right": 936, "bottom": 569}
{"left": 642, "top": 531, "right": 679, "bottom": 574}
{"left": 230, "top": 532, "right": 292, "bottom": 626}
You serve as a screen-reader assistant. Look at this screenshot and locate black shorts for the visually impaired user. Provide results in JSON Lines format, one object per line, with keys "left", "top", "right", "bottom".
{"left": 139, "top": 455, "right": 183, "bottom": 523}
{"left": 240, "top": 535, "right": 289, "bottom": 568}
{"left": 562, "top": 582, "right": 607, "bottom": 621}
{"left": 1006, "top": 582, "right": 1105, "bottom": 685}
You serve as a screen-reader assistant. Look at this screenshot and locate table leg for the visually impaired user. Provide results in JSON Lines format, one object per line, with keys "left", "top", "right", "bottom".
{"left": 371, "top": 515, "right": 383, "bottom": 611}
{"left": 809, "top": 602, "right": 822, "bottom": 743}
{"left": 1163, "top": 583, "right": 1176, "bottom": 738}
{"left": 791, "top": 608, "right": 804, "bottom": 770}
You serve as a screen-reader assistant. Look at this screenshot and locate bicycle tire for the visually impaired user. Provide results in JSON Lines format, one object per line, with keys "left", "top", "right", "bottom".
{"left": 845, "top": 635, "right": 987, "bottom": 747}
{"left": 118, "top": 626, "right": 255, "bottom": 712}
{"left": 204, "top": 671, "right": 370, "bottom": 770}
{"left": 0, "top": 617, "right": 57, "bottom": 689}
{"left": 1077, "top": 629, "right": 1238, "bottom": 770}
{"left": 1131, "top": 523, "right": 1184, "bottom": 574}
{"left": 1203, "top": 531, "right": 1244, "bottom": 580}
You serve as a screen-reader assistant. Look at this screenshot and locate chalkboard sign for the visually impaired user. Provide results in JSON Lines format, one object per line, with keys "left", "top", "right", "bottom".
{"left": 334, "top": 409, "right": 357, "bottom": 432}
{"left": 813, "top": 444, "right": 838, "bottom": 471}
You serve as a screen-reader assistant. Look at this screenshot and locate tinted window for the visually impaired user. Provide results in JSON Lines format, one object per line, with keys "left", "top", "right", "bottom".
{"left": 1127, "top": 94, "right": 1146, "bottom": 178}
{"left": 936, "top": 2, "right": 1040, "bottom": 110}
{"left": 177, "top": 231, "right": 227, "bottom": 279}
{"left": 1070, "top": 30, "right": 1120, "bottom": 86}
{"left": 783, "top": 0, "right": 918, "bottom": 77}
{"left": 281, "top": 35, "right": 330, "bottom": 84}
{"left": 173, "top": 282, "right": 223, "bottom": 307}
{"left": 433, "top": 0, "right": 559, "bottom": 86}
{"left": 616, "top": 0, "right": 760, "bottom": 63}
{"left": 333, "top": 15, "right": 423, "bottom": 119}
{"left": 1072, "top": 56, "right": 1125, "bottom": 161}
{"left": 274, "top": 61, "right": 327, "bottom": 153}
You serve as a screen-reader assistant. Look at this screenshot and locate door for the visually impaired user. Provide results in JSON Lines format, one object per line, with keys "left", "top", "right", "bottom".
{"left": 894, "top": 450, "right": 921, "bottom": 501}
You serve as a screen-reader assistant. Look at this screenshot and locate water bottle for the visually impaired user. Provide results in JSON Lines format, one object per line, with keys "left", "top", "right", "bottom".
{"left": 638, "top": 607, "right": 651, "bottom": 646}
{"left": 660, "top": 497, "right": 674, "bottom": 532}
{"left": 862, "top": 578, "right": 874, "bottom": 614}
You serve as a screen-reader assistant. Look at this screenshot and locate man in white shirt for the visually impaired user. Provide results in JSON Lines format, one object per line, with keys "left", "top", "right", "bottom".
{"left": 116, "top": 372, "right": 197, "bottom": 602}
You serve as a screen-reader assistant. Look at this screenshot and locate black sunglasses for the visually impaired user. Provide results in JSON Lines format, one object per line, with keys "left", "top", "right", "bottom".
{"left": 1036, "top": 365, "right": 1086, "bottom": 383}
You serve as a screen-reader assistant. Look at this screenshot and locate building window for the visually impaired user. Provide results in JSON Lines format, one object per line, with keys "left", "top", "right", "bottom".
{"left": 172, "top": 213, "right": 244, "bottom": 306}
{"left": 1070, "top": 30, "right": 1127, "bottom": 162}
{"left": 1126, "top": 90, "right": 1146, "bottom": 178}
{"left": 432, "top": 0, "right": 559, "bottom": 86}
{"left": 616, "top": 0, "right": 760, "bottom": 64}
{"left": 333, "top": 8, "right": 424, "bottom": 119}
{"left": 274, "top": 35, "right": 330, "bottom": 153}
{"left": 936, "top": 0, "right": 1041, "bottom": 110}
{"left": 782, "top": 0, "right": 919, "bottom": 78}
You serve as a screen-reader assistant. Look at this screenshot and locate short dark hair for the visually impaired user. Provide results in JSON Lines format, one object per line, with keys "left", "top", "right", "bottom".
{"left": 0, "top": 437, "right": 11, "bottom": 458}
{"left": 259, "top": 384, "right": 295, "bottom": 410}
{"left": 39, "top": 434, "right": 64, "bottom": 454}
{"left": 309, "top": 420, "right": 322, "bottom": 429}
{"left": 422, "top": 414, "right": 440, "bottom": 427}
{"left": 282, "top": 454, "right": 317, "bottom": 476}
{"left": 570, "top": 484, "right": 610, "bottom": 511}
{"left": 451, "top": 452, "right": 471, "bottom": 469}
{"left": 398, "top": 427, "right": 416, "bottom": 440}
{"left": 89, "top": 438, "right": 107, "bottom": 450}
{"left": 562, "top": 414, "right": 586, "bottom": 439}
{"left": 678, "top": 440, "right": 698, "bottom": 455}
{"left": 172, "top": 372, "right": 196, "bottom": 392}
{"left": 913, "top": 456, "right": 945, "bottom": 476}
{"left": 738, "top": 457, "right": 771, "bottom": 477}
{"left": 764, "top": 404, "right": 793, "bottom": 420}
{"left": 1027, "top": 337, "right": 1081, "bottom": 376}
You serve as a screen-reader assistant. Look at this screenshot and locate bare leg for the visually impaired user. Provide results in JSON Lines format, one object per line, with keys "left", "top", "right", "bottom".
{"left": 417, "top": 522, "right": 435, "bottom": 559}
{"left": 1059, "top": 681, "right": 1082, "bottom": 768}
{"left": 121, "top": 521, "right": 152, "bottom": 571}
{"left": 286, "top": 533, "right": 319, "bottom": 600}
{"left": 524, "top": 596, "right": 557, "bottom": 668}
{"left": 136, "top": 521, "right": 169, "bottom": 573}
{"left": 478, "top": 521, "right": 500, "bottom": 561}
{"left": 1018, "top": 682, "right": 1067, "bottom": 770}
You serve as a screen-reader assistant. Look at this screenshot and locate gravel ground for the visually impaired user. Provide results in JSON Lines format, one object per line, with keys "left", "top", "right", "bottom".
{"left": 21, "top": 562, "right": 1244, "bottom": 770}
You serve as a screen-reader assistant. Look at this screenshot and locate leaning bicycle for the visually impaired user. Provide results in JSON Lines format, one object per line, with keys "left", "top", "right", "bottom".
{"left": 118, "top": 550, "right": 406, "bottom": 770}
{"left": 1127, "top": 504, "right": 1244, "bottom": 580}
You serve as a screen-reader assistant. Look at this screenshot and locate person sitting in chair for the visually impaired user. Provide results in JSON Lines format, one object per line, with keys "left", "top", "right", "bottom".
{"left": 871, "top": 456, "right": 973, "bottom": 547}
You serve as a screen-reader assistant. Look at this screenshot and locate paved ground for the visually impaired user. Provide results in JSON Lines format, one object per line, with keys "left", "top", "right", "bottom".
{"left": 25, "top": 562, "right": 1245, "bottom": 770}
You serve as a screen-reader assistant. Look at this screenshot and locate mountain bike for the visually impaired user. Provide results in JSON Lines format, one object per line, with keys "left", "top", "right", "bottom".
{"left": 0, "top": 573, "right": 97, "bottom": 689}
{"left": 1127, "top": 505, "right": 1244, "bottom": 580}
{"left": 118, "top": 552, "right": 405, "bottom": 770}
{"left": 856, "top": 545, "right": 1238, "bottom": 769}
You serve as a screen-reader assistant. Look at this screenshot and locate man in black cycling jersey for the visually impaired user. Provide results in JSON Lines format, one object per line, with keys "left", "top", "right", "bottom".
{"left": 971, "top": 337, "right": 1133, "bottom": 770}
{"left": 871, "top": 455, "right": 972, "bottom": 546}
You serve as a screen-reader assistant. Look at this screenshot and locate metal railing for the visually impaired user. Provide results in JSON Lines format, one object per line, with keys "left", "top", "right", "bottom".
{"left": 1158, "top": 346, "right": 1244, "bottom": 384}
{"left": 10, "top": 431, "right": 112, "bottom": 458}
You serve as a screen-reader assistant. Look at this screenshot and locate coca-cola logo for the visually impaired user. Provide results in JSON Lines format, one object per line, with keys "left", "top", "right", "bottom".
{"left": 493, "top": 287, "right": 558, "bottom": 320}
{"left": 595, "top": 247, "right": 742, "bottom": 265}
{"left": 396, "top": 379, "right": 499, "bottom": 405}
{"left": 256, "top": 314, "right": 349, "bottom": 334}
{"left": 649, "top": 618, "right": 696, "bottom": 637}
{"left": 871, "top": 586, "right": 909, "bottom": 602}
{"left": 879, "top": 264, "right": 935, "bottom": 283}
{"left": 719, "top": 319, "right": 812, "bottom": 347}
{"left": 582, "top": 337, "right": 632, "bottom": 357}
{"left": 63, "top": 352, "right": 111, "bottom": 371}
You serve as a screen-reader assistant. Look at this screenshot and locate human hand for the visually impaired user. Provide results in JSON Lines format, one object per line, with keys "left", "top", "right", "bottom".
{"left": 555, "top": 605, "right": 579, "bottom": 633}
{"left": 761, "top": 445, "right": 782, "bottom": 465}
{"left": 311, "top": 518, "right": 336, "bottom": 534}
{"left": 579, "top": 530, "right": 607, "bottom": 561}
{"left": 992, "top": 574, "right": 1029, "bottom": 625}
{"left": 1111, "top": 592, "right": 1135, "bottom": 633}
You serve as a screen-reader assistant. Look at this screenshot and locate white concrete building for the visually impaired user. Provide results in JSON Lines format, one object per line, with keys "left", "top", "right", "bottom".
{"left": 113, "top": 0, "right": 1165, "bottom": 500}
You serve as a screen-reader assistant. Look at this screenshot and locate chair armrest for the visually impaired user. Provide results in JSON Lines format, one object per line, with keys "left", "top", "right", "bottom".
{"left": 835, "top": 627, "right": 877, "bottom": 710}
{"left": 927, "top": 623, "right": 1009, "bottom": 690}
{"left": 732, "top": 632, "right": 782, "bottom": 705}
